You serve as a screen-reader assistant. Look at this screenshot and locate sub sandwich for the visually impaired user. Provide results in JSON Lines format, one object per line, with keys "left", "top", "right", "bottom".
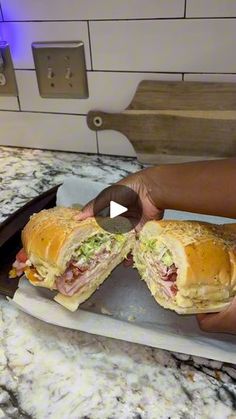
{"left": 133, "top": 220, "right": 236, "bottom": 314}
{"left": 10, "top": 207, "right": 135, "bottom": 311}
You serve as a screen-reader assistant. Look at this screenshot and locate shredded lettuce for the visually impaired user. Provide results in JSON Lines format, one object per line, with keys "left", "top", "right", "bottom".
{"left": 74, "top": 233, "right": 126, "bottom": 262}
{"left": 115, "top": 234, "right": 127, "bottom": 243}
{"left": 161, "top": 251, "right": 173, "bottom": 267}
{"left": 140, "top": 239, "right": 173, "bottom": 267}
{"left": 141, "top": 239, "right": 156, "bottom": 251}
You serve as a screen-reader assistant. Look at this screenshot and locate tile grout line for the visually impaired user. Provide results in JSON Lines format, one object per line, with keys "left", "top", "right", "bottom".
{"left": 2, "top": 17, "right": 236, "bottom": 22}
{"left": 16, "top": 95, "right": 21, "bottom": 111}
{"left": 87, "top": 20, "right": 94, "bottom": 70}
{"left": 14, "top": 68, "right": 184, "bottom": 74}
{"left": 184, "top": 0, "right": 187, "bottom": 18}
{"left": 13, "top": 68, "right": 236, "bottom": 75}
{"left": 0, "top": 109, "right": 88, "bottom": 116}
{"left": 0, "top": 2, "right": 4, "bottom": 20}
{"left": 90, "top": 70, "right": 236, "bottom": 75}
{"left": 95, "top": 131, "right": 100, "bottom": 154}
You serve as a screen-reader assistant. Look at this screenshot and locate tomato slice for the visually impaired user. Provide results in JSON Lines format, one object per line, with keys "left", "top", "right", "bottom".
{"left": 123, "top": 253, "right": 134, "bottom": 267}
{"left": 16, "top": 248, "right": 28, "bottom": 263}
{"left": 170, "top": 283, "right": 178, "bottom": 295}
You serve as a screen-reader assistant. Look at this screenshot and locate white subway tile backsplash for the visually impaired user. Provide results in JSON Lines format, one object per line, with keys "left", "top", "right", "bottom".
{"left": 0, "top": 112, "right": 97, "bottom": 152}
{"left": 90, "top": 19, "right": 236, "bottom": 73}
{"left": 0, "top": 96, "right": 19, "bottom": 110}
{"left": 1, "top": 1, "right": 236, "bottom": 158}
{"left": 184, "top": 74, "right": 236, "bottom": 82}
{"left": 98, "top": 131, "right": 136, "bottom": 157}
{"left": 16, "top": 70, "right": 182, "bottom": 114}
{"left": 86, "top": 72, "right": 182, "bottom": 112}
{"left": 186, "top": 0, "right": 236, "bottom": 17}
{"left": 1, "top": 0, "right": 185, "bottom": 21}
{"left": 1, "top": 22, "right": 91, "bottom": 69}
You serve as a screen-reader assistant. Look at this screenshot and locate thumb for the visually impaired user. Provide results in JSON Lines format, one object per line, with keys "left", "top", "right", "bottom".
{"left": 74, "top": 199, "right": 94, "bottom": 220}
{"left": 197, "top": 298, "right": 236, "bottom": 334}
{"left": 197, "top": 311, "right": 229, "bottom": 333}
{"left": 75, "top": 186, "right": 114, "bottom": 221}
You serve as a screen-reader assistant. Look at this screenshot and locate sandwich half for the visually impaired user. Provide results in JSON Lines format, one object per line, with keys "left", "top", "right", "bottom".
{"left": 133, "top": 220, "right": 236, "bottom": 314}
{"left": 10, "top": 207, "right": 135, "bottom": 311}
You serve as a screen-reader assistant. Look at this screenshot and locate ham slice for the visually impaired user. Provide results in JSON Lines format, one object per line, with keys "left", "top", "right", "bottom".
{"left": 161, "top": 282, "right": 178, "bottom": 298}
{"left": 158, "top": 263, "right": 178, "bottom": 297}
{"left": 11, "top": 250, "right": 29, "bottom": 276}
{"left": 13, "top": 260, "right": 27, "bottom": 271}
{"left": 147, "top": 264, "right": 178, "bottom": 299}
{"left": 147, "top": 257, "right": 178, "bottom": 299}
{"left": 56, "top": 249, "right": 111, "bottom": 296}
{"left": 156, "top": 262, "right": 177, "bottom": 282}
{"left": 159, "top": 264, "right": 178, "bottom": 297}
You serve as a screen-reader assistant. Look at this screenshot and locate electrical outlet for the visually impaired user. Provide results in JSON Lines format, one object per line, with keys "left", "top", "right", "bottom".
{"left": 32, "top": 41, "right": 88, "bottom": 99}
{"left": 0, "top": 42, "right": 18, "bottom": 96}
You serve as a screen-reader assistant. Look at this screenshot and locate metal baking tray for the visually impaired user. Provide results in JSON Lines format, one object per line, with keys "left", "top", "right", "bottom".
{"left": 0, "top": 185, "right": 60, "bottom": 298}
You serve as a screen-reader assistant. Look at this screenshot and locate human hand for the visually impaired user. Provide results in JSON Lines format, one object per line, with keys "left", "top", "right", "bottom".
{"left": 75, "top": 169, "right": 164, "bottom": 230}
{"left": 197, "top": 298, "right": 236, "bottom": 334}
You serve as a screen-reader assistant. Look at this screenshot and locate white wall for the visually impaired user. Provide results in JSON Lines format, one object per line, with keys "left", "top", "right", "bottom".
{"left": 0, "top": 0, "right": 236, "bottom": 156}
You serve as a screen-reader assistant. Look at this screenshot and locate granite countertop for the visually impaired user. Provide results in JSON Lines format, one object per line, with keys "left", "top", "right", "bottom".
{"left": 0, "top": 146, "right": 236, "bottom": 419}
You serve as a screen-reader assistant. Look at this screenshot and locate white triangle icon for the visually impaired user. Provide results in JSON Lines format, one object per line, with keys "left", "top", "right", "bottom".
{"left": 110, "top": 201, "right": 128, "bottom": 219}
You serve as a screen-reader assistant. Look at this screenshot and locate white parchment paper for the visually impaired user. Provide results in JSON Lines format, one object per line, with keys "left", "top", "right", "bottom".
{"left": 11, "top": 176, "right": 236, "bottom": 363}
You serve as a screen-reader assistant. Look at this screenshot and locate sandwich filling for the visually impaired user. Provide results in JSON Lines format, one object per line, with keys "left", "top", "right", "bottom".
{"left": 135, "top": 236, "right": 233, "bottom": 311}
{"left": 10, "top": 233, "right": 127, "bottom": 297}
{"left": 135, "top": 239, "right": 178, "bottom": 300}
{"left": 55, "top": 233, "right": 126, "bottom": 296}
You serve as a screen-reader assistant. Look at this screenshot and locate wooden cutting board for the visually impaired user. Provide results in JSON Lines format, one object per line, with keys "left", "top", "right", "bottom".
{"left": 87, "top": 81, "right": 236, "bottom": 164}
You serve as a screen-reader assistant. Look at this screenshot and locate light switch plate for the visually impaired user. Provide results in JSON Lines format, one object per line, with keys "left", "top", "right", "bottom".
{"left": 32, "top": 41, "right": 89, "bottom": 99}
{"left": 0, "top": 42, "right": 18, "bottom": 96}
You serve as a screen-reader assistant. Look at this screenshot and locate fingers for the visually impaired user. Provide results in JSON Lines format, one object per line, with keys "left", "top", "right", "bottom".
{"left": 74, "top": 172, "right": 164, "bottom": 225}
{"left": 75, "top": 186, "right": 117, "bottom": 221}
{"left": 135, "top": 209, "right": 164, "bottom": 232}
{"left": 197, "top": 312, "right": 224, "bottom": 333}
{"left": 197, "top": 298, "right": 236, "bottom": 334}
{"left": 196, "top": 313, "right": 207, "bottom": 322}
{"left": 75, "top": 199, "right": 94, "bottom": 220}
{"left": 135, "top": 215, "right": 150, "bottom": 232}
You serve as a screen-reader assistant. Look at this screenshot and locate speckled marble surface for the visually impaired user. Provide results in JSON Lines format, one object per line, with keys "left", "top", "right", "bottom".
{"left": 0, "top": 145, "right": 236, "bottom": 419}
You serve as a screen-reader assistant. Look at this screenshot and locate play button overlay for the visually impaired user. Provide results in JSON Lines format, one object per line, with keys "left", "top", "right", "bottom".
{"left": 93, "top": 184, "right": 143, "bottom": 234}
{"left": 110, "top": 201, "right": 127, "bottom": 218}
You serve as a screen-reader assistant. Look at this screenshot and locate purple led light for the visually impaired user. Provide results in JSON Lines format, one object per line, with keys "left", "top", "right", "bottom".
{"left": 0, "top": 22, "right": 3, "bottom": 41}
{"left": 1, "top": 22, "right": 21, "bottom": 66}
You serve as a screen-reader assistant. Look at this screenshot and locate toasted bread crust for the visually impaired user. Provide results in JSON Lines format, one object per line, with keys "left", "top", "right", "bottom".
{"left": 22, "top": 207, "right": 99, "bottom": 268}
{"left": 134, "top": 220, "right": 236, "bottom": 314}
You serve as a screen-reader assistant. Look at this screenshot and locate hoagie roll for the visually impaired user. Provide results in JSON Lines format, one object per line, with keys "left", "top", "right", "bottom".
{"left": 10, "top": 207, "right": 135, "bottom": 311}
{"left": 133, "top": 220, "right": 236, "bottom": 314}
